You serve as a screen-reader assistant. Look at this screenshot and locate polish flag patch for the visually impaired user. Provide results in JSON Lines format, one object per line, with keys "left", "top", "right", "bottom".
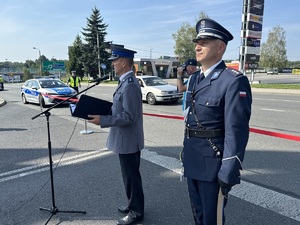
{"left": 239, "top": 91, "right": 247, "bottom": 97}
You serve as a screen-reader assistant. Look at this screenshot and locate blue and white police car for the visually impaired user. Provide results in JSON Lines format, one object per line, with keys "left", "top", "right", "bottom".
{"left": 21, "top": 78, "right": 77, "bottom": 107}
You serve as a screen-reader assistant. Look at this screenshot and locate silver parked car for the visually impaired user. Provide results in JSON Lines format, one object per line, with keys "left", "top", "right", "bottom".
{"left": 136, "top": 76, "right": 183, "bottom": 105}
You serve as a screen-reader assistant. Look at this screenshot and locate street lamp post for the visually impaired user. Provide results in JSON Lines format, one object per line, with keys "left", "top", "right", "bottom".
{"left": 96, "top": 31, "right": 101, "bottom": 78}
{"left": 33, "top": 47, "right": 42, "bottom": 76}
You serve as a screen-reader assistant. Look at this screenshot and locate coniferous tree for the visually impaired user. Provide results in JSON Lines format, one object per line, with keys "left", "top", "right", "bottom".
{"left": 81, "top": 7, "right": 109, "bottom": 78}
{"left": 68, "top": 35, "right": 84, "bottom": 79}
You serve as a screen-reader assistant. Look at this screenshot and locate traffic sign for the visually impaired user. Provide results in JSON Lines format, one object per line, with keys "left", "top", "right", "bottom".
{"left": 42, "top": 61, "right": 65, "bottom": 71}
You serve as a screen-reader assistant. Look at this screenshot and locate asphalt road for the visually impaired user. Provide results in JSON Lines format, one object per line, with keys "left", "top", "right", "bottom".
{"left": 0, "top": 81, "right": 300, "bottom": 225}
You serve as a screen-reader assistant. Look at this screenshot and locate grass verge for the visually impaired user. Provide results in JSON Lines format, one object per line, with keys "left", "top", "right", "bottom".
{"left": 251, "top": 83, "right": 300, "bottom": 89}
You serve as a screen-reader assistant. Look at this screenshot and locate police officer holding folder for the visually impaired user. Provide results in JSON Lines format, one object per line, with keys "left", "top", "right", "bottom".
{"left": 88, "top": 44, "right": 144, "bottom": 225}
{"left": 181, "top": 18, "right": 252, "bottom": 225}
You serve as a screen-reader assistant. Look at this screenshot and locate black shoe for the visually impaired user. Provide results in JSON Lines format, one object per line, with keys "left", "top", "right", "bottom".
{"left": 116, "top": 214, "right": 143, "bottom": 225}
{"left": 118, "top": 206, "right": 130, "bottom": 214}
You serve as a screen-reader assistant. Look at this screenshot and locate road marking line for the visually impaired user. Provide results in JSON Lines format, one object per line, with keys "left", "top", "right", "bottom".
{"left": 261, "top": 108, "right": 285, "bottom": 112}
{"left": 231, "top": 181, "right": 300, "bottom": 221}
{"left": 0, "top": 149, "right": 112, "bottom": 183}
{"left": 141, "top": 149, "right": 300, "bottom": 222}
{"left": 1, "top": 148, "right": 299, "bottom": 222}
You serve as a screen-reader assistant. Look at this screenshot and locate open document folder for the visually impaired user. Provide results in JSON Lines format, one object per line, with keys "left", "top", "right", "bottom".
{"left": 70, "top": 95, "right": 113, "bottom": 120}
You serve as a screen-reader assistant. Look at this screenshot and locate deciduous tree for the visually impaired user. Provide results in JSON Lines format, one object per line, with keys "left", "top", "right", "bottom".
{"left": 172, "top": 12, "right": 209, "bottom": 64}
{"left": 260, "top": 26, "right": 287, "bottom": 70}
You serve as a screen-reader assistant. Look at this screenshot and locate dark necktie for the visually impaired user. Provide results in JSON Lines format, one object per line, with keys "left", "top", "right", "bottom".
{"left": 198, "top": 72, "right": 205, "bottom": 84}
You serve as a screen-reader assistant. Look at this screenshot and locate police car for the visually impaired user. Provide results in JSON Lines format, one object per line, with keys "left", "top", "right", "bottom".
{"left": 136, "top": 76, "right": 183, "bottom": 105}
{"left": 21, "top": 78, "right": 77, "bottom": 107}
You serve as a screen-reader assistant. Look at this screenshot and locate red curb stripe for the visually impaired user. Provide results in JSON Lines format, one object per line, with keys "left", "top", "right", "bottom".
{"left": 249, "top": 128, "right": 300, "bottom": 142}
{"left": 143, "top": 112, "right": 184, "bottom": 120}
{"left": 143, "top": 112, "right": 300, "bottom": 142}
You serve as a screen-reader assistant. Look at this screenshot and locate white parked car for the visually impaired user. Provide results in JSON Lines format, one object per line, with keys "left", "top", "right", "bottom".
{"left": 267, "top": 70, "right": 278, "bottom": 75}
{"left": 136, "top": 76, "right": 183, "bottom": 105}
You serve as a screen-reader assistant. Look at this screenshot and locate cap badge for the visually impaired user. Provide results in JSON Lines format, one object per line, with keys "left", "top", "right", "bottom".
{"left": 201, "top": 20, "right": 205, "bottom": 28}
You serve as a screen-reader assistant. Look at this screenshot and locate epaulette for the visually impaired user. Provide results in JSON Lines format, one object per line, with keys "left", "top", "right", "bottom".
{"left": 226, "top": 67, "right": 243, "bottom": 76}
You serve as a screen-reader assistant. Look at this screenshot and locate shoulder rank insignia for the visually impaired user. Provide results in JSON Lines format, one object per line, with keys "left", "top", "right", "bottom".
{"left": 128, "top": 77, "right": 133, "bottom": 83}
{"left": 226, "top": 67, "right": 242, "bottom": 76}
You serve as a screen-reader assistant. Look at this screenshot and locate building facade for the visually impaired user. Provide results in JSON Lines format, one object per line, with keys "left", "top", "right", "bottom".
{"left": 134, "top": 57, "right": 180, "bottom": 78}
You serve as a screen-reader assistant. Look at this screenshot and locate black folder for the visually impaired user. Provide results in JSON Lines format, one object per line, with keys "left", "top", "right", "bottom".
{"left": 70, "top": 95, "right": 112, "bottom": 120}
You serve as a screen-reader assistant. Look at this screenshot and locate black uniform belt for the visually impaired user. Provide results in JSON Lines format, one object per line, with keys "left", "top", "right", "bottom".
{"left": 185, "top": 128, "right": 224, "bottom": 138}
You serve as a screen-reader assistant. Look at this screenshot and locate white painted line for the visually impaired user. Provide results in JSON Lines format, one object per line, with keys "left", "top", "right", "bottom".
{"left": 141, "top": 148, "right": 300, "bottom": 222}
{"left": 0, "top": 149, "right": 112, "bottom": 183}
{"left": 261, "top": 108, "right": 285, "bottom": 112}
{"left": 1, "top": 147, "right": 299, "bottom": 222}
{"left": 231, "top": 181, "right": 300, "bottom": 221}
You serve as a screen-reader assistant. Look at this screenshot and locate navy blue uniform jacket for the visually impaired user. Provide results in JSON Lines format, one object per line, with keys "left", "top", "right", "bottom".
{"left": 183, "top": 61, "right": 252, "bottom": 186}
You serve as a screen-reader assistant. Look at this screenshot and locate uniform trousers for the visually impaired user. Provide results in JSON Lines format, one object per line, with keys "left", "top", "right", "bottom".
{"left": 187, "top": 178, "right": 221, "bottom": 225}
{"left": 71, "top": 86, "right": 79, "bottom": 93}
{"left": 119, "top": 151, "right": 144, "bottom": 217}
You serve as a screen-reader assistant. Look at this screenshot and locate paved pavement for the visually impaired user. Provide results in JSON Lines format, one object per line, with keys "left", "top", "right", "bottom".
{"left": 0, "top": 96, "right": 6, "bottom": 106}
{"left": 1, "top": 83, "right": 300, "bottom": 225}
{"left": 0, "top": 74, "right": 300, "bottom": 107}
{"left": 1, "top": 86, "right": 299, "bottom": 109}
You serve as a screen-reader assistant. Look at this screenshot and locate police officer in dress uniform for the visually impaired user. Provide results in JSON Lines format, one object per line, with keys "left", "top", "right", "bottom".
{"left": 181, "top": 18, "right": 252, "bottom": 225}
{"left": 88, "top": 45, "right": 144, "bottom": 225}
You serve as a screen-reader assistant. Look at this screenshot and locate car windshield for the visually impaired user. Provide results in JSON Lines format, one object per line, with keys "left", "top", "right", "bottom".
{"left": 143, "top": 77, "right": 167, "bottom": 86}
{"left": 39, "top": 79, "right": 68, "bottom": 88}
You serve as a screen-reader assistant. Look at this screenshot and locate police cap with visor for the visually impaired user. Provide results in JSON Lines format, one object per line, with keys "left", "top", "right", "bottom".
{"left": 184, "top": 59, "right": 197, "bottom": 67}
{"left": 192, "top": 18, "right": 233, "bottom": 45}
{"left": 108, "top": 44, "right": 137, "bottom": 60}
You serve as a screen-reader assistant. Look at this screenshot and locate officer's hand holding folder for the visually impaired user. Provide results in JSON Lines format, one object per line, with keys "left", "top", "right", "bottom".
{"left": 70, "top": 95, "right": 113, "bottom": 120}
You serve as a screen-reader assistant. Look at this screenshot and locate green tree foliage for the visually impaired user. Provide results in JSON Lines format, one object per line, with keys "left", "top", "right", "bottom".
{"left": 22, "top": 68, "right": 33, "bottom": 80}
{"left": 260, "top": 26, "right": 287, "bottom": 70}
{"left": 67, "top": 35, "right": 84, "bottom": 79}
{"left": 81, "top": 7, "right": 109, "bottom": 78}
{"left": 24, "top": 60, "right": 36, "bottom": 69}
{"left": 287, "top": 61, "right": 300, "bottom": 68}
{"left": 172, "top": 12, "right": 209, "bottom": 64}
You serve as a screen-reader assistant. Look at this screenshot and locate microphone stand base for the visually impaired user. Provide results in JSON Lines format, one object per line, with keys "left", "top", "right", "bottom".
{"left": 80, "top": 129, "right": 93, "bottom": 134}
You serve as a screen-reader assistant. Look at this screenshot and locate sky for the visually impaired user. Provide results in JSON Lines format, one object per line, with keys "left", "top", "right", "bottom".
{"left": 1, "top": 0, "right": 300, "bottom": 63}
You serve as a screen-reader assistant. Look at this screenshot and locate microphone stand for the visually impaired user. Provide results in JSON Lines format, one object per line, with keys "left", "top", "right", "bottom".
{"left": 80, "top": 81, "right": 93, "bottom": 134}
{"left": 31, "top": 79, "right": 105, "bottom": 225}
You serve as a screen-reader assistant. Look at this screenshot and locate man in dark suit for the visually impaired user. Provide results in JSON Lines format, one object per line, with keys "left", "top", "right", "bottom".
{"left": 182, "top": 18, "right": 252, "bottom": 225}
{"left": 88, "top": 45, "right": 144, "bottom": 225}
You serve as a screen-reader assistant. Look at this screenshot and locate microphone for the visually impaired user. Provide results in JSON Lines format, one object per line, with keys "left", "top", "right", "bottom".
{"left": 89, "top": 75, "right": 109, "bottom": 83}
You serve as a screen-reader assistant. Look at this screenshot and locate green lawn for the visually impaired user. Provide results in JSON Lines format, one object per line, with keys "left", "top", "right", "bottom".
{"left": 251, "top": 83, "right": 300, "bottom": 89}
